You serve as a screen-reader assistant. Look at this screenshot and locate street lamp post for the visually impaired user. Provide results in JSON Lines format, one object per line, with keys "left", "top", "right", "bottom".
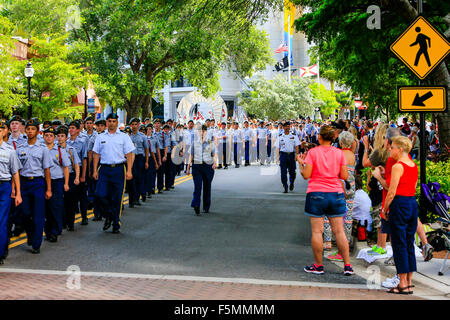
{"left": 24, "top": 62, "right": 35, "bottom": 119}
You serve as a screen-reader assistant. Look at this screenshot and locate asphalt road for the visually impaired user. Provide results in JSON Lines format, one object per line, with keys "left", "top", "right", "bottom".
{"left": 4, "top": 163, "right": 367, "bottom": 285}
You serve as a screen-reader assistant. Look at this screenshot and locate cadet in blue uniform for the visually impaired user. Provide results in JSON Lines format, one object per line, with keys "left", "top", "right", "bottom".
{"left": 153, "top": 119, "right": 168, "bottom": 193}
{"left": 67, "top": 120, "right": 89, "bottom": 225}
{"left": 84, "top": 116, "right": 97, "bottom": 209}
{"left": 217, "top": 122, "right": 229, "bottom": 169}
{"left": 90, "top": 119, "right": 106, "bottom": 221}
{"left": 16, "top": 119, "right": 52, "bottom": 254}
{"left": 0, "top": 120, "right": 22, "bottom": 265}
{"left": 129, "top": 118, "right": 149, "bottom": 206}
{"left": 278, "top": 122, "right": 300, "bottom": 193}
{"left": 231, "top": 122, "right": 243, "bottom": 168}
{"left": 56, "top": 126, "right": 81, "bottom": 231}
{"left": 163, "top": 124, "right": 175, "bottom": 190}
{"left": 43, "top": 127, "right": 71, "bottom": 242}
{"left": 186, "top": 125, "right": 217, "bottom": 215}
{"left": 144, "top": 124, "right": 161, "bottom": 198}
{"left": 92, "top": 113, "right": 135, "bottom": 234}
{"left": 242, "top": 121, "right": 252, "bottom": 166}
{"left": 257, "top": 121, "right": 268, "bottom": 165}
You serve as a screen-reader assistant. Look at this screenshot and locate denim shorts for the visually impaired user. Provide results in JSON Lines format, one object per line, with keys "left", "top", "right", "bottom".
{"left": 304, "top": 192, "right": 347, "bottom": 218}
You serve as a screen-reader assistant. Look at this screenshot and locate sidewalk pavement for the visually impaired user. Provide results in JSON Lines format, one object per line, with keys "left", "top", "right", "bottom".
{"left": 332, "top": 240, "right": 450, "bottom": 300}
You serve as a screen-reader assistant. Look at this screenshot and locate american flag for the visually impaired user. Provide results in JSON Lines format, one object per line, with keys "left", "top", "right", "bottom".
{"left": 275, "top": 43, "right": 288, "bottom": 53}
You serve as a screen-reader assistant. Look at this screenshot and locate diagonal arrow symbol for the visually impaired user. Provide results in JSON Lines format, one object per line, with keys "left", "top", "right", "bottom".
{"left": 412, "top": 91, "right": 433, "bottom": 106}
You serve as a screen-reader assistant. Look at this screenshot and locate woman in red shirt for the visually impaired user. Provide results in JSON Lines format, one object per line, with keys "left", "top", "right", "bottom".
{"left": 383, "top": 136, "right": 419, "bottom": 294}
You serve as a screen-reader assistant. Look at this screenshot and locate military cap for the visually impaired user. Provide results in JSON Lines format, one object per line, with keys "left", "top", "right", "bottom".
{"left": 244, "top": 120, "right": 249, "bottom": 124}
{"left": 233, "top": 121, "right": 238, "bottom": 125}
{"left": 167, "top": 119, "right": 173, "bottom": 123}
{"left": 95, "top": 119, "right": 106, "bottom": 126}
{"left": 52, "top": 120, "right": 62, "bottom": 126}
{"left": 68, "top": 120, "right": 81, "bottom": 129}
{"left": 43, "top": 126, "right": 56, "bottom": 135}
{"left": 84, "top": 116, "right": 94, "bottom": 123}
{"left": 9, "top": 115, "right": 22, "bottom": 123}
{"left": 162, "top": 124, "right": 170, "bottom": 130}
{"left": 128, "top": 117, "right": 140, "bottom": 125}
{"left": 0, "top": 120, "right": 7, "bottom": 129}
{"left": 221, "top": 121, "right": 226, "bottom": 125}
{"left": 283, "top": 121, "right": 291, "bottom": 126}
{"left": 153, "top": 118, "right": 161, "bottom": 124}
{"left": 145, "top": 123, "right": 153, "bottom": 129}
{"left": 43, "top": 120, "right": 52, "bottom": 127}
{"left": 124, "top": 126, "right": 132, "bottom": 134}
{"left": 56, "top": 125, "right": 68, "bottom": 136}
{"left": 25, "top": 118, "right": 40, "bottom": 128}
{"left": 139, "top": 125, "right": 146, "bottom": 131}
{"left": 106, "top": 113, "right": 119, "bottom": 120}
{"left": 144, "top": 118, "right": 150, "bottom": 122}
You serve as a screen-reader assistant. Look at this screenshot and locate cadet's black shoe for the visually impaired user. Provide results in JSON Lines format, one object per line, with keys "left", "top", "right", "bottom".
{"left": 49, "top": 235, "right": 57, "bottom": 243}
{"left": 67, "top": 226, "right": 75, "bottom": 231}
{"left": 224, "top": 166, "right": 228, "bottom": 169}
{"left": 135, "top": 201, "right": 142, "bottom": 206}
{"left": 203, "top": 208, "right": 209, "bottom": 213}
{"left": 31, "top": 248, "right": 40, "bottom": 254}
{"left": 112, "top": 229, "right": 120, "bottom": 234}
{"left": 158, "top": 189, "right": 163, "bottom": 194}
{"left": 141, "top": 195, "right": 146, "bottom": 202}
{"left": 170, "top": 186, "right": 175, "bottom": 189}
{"left": 103, "top": 219, "right": 112, "bottom": 231}
{"left": 283, "top": 186, "right": 288, "bottom": 193}
{"left": 217, "top": 165, "right": 222, "bottom": 169}
{"left": 81, "top": 218, "right": 89, "bottom": 225}
{"left": 0, "top": 258, "right": 4, "bottom": 265}
{"left": 194, "top": 206, "right": 200, "bottom": 215}
{"left": 289, "top": 183, "right": 294, "bottom": 191}
{"left": 92, "top": 216, "right": 102, "bottom": 221}
{"left": 235, "top": 165, "right": 240, "bottom": 168}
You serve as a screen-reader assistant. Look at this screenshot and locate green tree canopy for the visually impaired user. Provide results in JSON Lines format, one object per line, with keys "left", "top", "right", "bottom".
{"left": 309, "top": 82, "right": 339, "bottom": 118}
{"left": 238, "top": 75, "right": 316, "bottom": 120}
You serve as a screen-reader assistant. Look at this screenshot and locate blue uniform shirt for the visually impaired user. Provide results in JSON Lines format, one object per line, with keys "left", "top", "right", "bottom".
{"left": 256, "top": 127, "right": 268, "bottom": 140}
{"left": 16, "top": 143, "right": 52, "bottom": 177}
{"left": 67, "top": 135, "right": 88, "bottom": 165}
{"left": 0, "top": 142, "right": 22, "bottom": 180}
{"left": 93, "top": 131, "right": 135, "bottom": 165}
{"left": 7, "top": 133, "right": 27, "bottom": 150}
{"left": 153, "top": 131, "right": 170, "bottom": 151}
{"left": 46, "top": 145, "right": 71, "bottom": 179}
{"left": 278, "top": 132, "right": 300, "bottom": 153}
{"left": 60, "top": 145, "right": 81, "bottom": 174}
{"left": 130, "top": 132, "right": 149, "bottom": 156}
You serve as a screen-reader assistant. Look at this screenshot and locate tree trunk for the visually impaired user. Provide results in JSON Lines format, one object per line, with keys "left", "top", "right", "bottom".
{"left": 141, "top": 86, "right": 154, "bottom": 120}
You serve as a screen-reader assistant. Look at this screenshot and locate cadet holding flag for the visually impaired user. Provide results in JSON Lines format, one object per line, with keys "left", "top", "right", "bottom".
{"left": 92, "top": 113, "right": 135, "bottom": 234}
{"left": 16, "top": 119, "right": 52, "bottom": 254}
{"left": 43, "top": 127, "right": 70, "bottom": 242}
{"left": 0, "top": 120, "right": 22, "bottom": 265}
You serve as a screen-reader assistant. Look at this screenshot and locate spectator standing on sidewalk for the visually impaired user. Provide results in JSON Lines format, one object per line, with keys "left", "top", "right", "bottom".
{"left": 383, "top": 136, "right": 419, "bottom": 294}
{"left": 297, "top": 125, "right": 354, "bottom": 276}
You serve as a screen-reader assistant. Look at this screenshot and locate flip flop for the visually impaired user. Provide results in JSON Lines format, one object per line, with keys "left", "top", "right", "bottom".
{"left": 387, "top": 285, "right": 410, "bottom": 295}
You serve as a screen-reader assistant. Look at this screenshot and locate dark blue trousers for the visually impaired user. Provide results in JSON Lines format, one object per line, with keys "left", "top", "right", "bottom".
{"left": 165, "top": 152, "right": 174, "bottom": 188}
{"left": 244, "top": 141, "right": 250, "bottom": 164}
{"left": 87, "top": 162, "right": 95, "bottom": 203}
{"left": 45, "top": 179, "right": 64, "bottom": 237}
{"left": 130, "top": 154, "right": 145, "bottom": 202}
{"left": 233, "top": 142, "right": 242, "bottom": 165}
{"left": 64, "top": 172, "right": 78, "bottom": 229}
{"left": 191, "top": 164, "right": 214, "bottom": 211}
{"left": 157, "top": 150, "right": 165, "bottom": 191}
{"left": 19, "top": 177, "right": 46, "bottom": 250}
{"left": 279, "top": 152, "right": 296, "bottom": 187}
{"left": 0, "top": 182, "right": 12, "bottom": 258}
{"left": 389, "top": 196, "right": 418, "bottom": 274}
{"left": 96, "top": 165, "right": 126, "bottom": 230}
{"left": 145, "top": 160, "right": 156, "bottom": 194}
{"left": 267, "top": 139, "right": 272, "bottom": 159}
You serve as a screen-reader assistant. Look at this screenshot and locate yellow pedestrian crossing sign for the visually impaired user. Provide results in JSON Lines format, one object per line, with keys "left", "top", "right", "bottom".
{"left": 390, "top": 15, "right": 450, "bottom": 80}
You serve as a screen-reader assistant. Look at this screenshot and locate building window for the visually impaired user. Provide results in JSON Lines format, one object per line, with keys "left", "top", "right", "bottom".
{"left": 171, "top": 76, "right": 193, "bottom": 88}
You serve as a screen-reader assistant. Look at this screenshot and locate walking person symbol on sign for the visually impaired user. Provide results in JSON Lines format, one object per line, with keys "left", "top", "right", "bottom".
{"left": 410, "top": 27, "right": 431, "bottom": 67}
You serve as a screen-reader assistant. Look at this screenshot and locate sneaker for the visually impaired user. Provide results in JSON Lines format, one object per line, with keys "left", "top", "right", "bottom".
{"left": 343, "top": 265, "right": 354, "bottom": 276}
{"left": 327, "top": 252, "right": 343, "bottom": 262}
{"left": 422, "top": 243, "right": 434, "bottom": 262}
{"left": 384, "top": 256, "right": 395, "bottom": 266}
{"left": 304, "top": 264, "right": 324, "bottom": 275}
{"left": 382, "top": 275, "right": 400, "bottom": 288}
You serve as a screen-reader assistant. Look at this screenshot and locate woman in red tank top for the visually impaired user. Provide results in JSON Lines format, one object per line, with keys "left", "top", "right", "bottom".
{"left": 383, "top": 136, "right": 419, "bottom": 294}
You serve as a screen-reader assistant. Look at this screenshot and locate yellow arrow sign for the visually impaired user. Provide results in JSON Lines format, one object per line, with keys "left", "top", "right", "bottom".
{"left": 391, "top": 15, "right": 450, "bottom": 80}
{"left": 398, "top": 86, "right": 447, "bottom": 112}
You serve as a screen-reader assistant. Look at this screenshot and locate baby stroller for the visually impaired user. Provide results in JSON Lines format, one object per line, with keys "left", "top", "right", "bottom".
{"left": 422, "top": 182, "right": 450, "bottom": 275}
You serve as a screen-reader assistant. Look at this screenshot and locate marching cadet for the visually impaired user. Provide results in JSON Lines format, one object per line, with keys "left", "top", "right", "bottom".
{"left": 153, "top": 119, "right": 168, "bottom": 193}
{"left": 217, "top": 121, "right": 229, "bottom": 169}
{"left": 0, "top": 120, "right": 22, "bottom": 265}
{"left": 84, "top": 116, "right": 97, "bottom": 209}
{"left": 89, "top": 119, "right": 106, "bottom": 221}
{"left": 186, "top": 125, "right": 217, "bottom": 215}
{"left": 183, "top": 120, "right": 195, "bottom": 173}
{"left": 266, "top": 122, "right": 274, "bottom": 164}
{"left": 56, "top": 126, "right": 81, "bottom": 231}
{"left": 278, "top": 122, "right": 300, "bottom": 193}
{"left": 16, "top": 118, "right": 52, "bottom": 254}
{"left": 173, "top": 124, "right": 184, "bottom": 177}
{"left": 7, "top": 115, "right": 27, "bottom": 150}
{"left": 231, "top": 122, "right": 243, "bottom": 168}
{"left": 67, "top": 120, "right": 88, "bottom": 226}
{"left": 256, "top": 120, "right": 268, "bottom": 165}
{"left": 129, "top": 118, "right": 149, "bottom": 206}
{"left": 163, "top": 124, "right": 175, "bottom": 190}
{"left": 92, "top": 113, "right": 135, "bottom": 234}
{"left": 241, "top": 121, "right": 253, "bottom": 166}
{"left": 144, "top": 123, "right": 161, "bottom": 198}
{"left": 43, "top": 127, "right": 70, "bottom": 242}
